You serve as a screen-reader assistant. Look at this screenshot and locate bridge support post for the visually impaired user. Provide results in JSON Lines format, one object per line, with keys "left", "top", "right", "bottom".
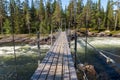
{"left": 68, "top": 22, "right": 71, "bottom": 48}
{"left": 74, "top": 3, "right": 77, "bottom": 68}
{"left": 68, "top": 29, "right": 71, "bottom": 48}
{"left": 37, "top": 31, "right": 41, "bottom": 65}
{"left": 51, "top": 28, "right": 53, "bottom": 46}
{"left": 74, "top": 31, "right": 77, "bottom": 68}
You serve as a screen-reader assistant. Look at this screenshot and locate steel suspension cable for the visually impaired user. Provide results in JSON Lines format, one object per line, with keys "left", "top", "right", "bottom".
{"left": 10, "top": 1, "right": 17, "bottom": 79}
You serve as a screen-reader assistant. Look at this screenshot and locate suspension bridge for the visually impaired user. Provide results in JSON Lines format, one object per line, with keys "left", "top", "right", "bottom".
{"left": 30, "top": 31, "right": 120, "bottom": 80}
{"left": 31, "top": 32, "right": 78, "bottom": 80}
{"left": 1, "top": 30, "right": 120, "bottom": 80}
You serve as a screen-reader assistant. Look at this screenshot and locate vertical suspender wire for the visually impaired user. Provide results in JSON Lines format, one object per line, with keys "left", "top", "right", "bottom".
{"left": 85, "top": 9, "right": 88, "bottom": 63}
{"left": 50, "top": 13, "right": 52, "bottom": 46}
{"left": 50, "top": 25, "right": 53, "bottom": 46}
{"left": 10, "top": 1, "right": 17, "bottom": 79}
{"left": 61, "top": 18, "right": 62, "bottom": 31}
{"left": 64, "top": 18, "right": 66, "bottom": 32}
{"left": 68, "top": 22, "right": 71, "bottom": 48}
{"left": 69, "top": 4, "right": 73, "bottom": 49}
{"left": 74, "top": 2, "right": 77, "bottom": 68}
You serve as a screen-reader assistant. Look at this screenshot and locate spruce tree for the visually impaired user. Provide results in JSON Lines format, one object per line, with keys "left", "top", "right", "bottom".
{"left": 0, "top": 0, "right": 6, "bottom": 34}
{"left": 45, "top": 0, "right": 52, "bottom": 33}
{"left": 39, "top": 0, "right": 45, "bottom": 22}
{"left": 52, "top": 1, "right": 61, "bottom": 29}
{"left": 23, "top": 0, "right": 31, "bottom": 34}
{"left": 105, "top": 0, "right": 114, "bottom": 30}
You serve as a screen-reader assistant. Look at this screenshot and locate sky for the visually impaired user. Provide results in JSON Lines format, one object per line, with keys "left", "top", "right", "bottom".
{"left": 21, "top": 0, "right": 118, "bottom": 11}
{"left": 61, "top": 0, "right": 118, "bottom": 10}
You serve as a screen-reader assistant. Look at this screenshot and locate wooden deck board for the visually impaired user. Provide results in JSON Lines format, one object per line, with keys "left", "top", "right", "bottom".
{"left": 31, "top": 32, "right": 78, "bottom": 80}
{"left": 54, "top": 44, "right": 63, "bottom": 80}
{"left": 31, "top": 35, "right": 60, "bottom": 80}
{"left": 67, "top": 45, "right": 78, "bottom": 80}
{"left": 46, "top": 44, "right": 61, "bottom": 80}
{"left": 63, "top": 44, "right": 70, "bottom": 80}
{"left": 38, "top": 34, "right": 62, "bottom": 80}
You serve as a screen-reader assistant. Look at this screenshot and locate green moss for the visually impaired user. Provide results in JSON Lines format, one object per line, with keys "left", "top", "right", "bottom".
{"left": 111, "top": 30, "right": 120, "bottom": 35}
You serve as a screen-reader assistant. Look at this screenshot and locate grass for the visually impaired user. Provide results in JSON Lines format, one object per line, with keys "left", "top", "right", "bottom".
{"left": 111, "top": 30, "right": 120, "bottom": 35}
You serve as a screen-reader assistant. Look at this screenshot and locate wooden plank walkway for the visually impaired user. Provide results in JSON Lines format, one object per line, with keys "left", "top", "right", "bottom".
{"left": 31, "top": 32, "right": 78, "bottom": 80}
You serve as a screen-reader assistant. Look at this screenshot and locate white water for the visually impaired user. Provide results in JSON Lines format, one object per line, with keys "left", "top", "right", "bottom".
{"left": 71, "top": 37, "right": 120, "bottom": 48}
{"left": 88, "top": 37, "right": 120, "bottom": 46}
{"left": 1, "top": 37, "right": 120, "bottom": 56}
{"left": 0, "top": 44, "right": 50, "bottom": 56}
{"left": 71, "top": 37, "right": 120, "bottom": 54}
{"left": 71, "top": 37, "right": 120, "bottom": 64}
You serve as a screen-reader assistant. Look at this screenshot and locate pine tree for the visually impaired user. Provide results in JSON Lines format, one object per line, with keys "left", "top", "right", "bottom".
{"left": 45, "top": 0, "right": 52, "bottom": 33}
{"left": 76, "top": 0, "right": 83, "bottom": 29}
{"left": 23, "top": 0, "right": 31, "bottom": 34}
{"left": 79, "top": 0, "right": 92, "bottom": 29}
{"left": 0, "top": 0, "right": 6, "bottom": 34}
{"left": 14, "top": 0, "right": 22, "bottom": 33}
{"left": 30, "top": 0, "right": 36, "bottom": 33}
{"left": 38, "top": 0, "right": 45, "bottom": 33}
{"left": 86, "top": 0, "right": 92, "bottom": 23}
{"left": 3, "top": 18, "right": 10, "bottom": 34}
{"left": 39, "top": 0, "right": 45, "bottom": 22}
{"left": 52, "top": 1, "right": 61, "bottom": 29}
{"left": 90, "top": 2, "right": 98, "bottom": 29}
{"left": 118, "top": 9, "right": 120, "bottom": 30}
{"left": 52, "top": 0, "right": 56, "bottom": 14}
{"left": 105, "top": 0, "right": 114, "bottom": 30}
{"left": 97, "top": 0, "right": 101, "bottom": 31}
{"left": 67, "top": 0, "right": 75, "bottom": 28}
{"left": 1, "top": 0, "right": 120, "bottom": 34}
{"left": 10, "top": 0, "right": 16, "bottom": 34}
{"left": 114, "top": 1, "right": 120, "bottom": 30}
{"left": 77, "top": 0, "right": 83, "bottom": 14}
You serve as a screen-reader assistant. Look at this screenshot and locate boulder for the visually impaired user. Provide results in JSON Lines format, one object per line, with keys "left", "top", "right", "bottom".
{"left": 113, "top": 33, "right": 120, "bottom": 37}
{"left": 97, "top": 32, "right": 106, "bottom": 37}
{"left": 78, "top": 63, "right": 96, "bottom": 76}
{"left": 88, "top": 32, "right": 97, "bottom": 37}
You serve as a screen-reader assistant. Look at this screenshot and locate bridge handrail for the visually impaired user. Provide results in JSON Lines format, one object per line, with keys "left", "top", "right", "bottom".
{"left": 79, "top": 38, "right": 115, "bottom": 63}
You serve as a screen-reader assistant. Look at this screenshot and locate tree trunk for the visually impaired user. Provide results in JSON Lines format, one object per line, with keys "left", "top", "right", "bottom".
{"left": 98, "top": 18, "right": 101, "bottom": 31}
{"left": 28, "top": 24, "right": 30, "bottom": 34}
{"left": 0, "top": 19, "right": 3, "bottom": 34}
{"left": 107, "top": 21, "right": 110, "bottom": 30}
{"left": 114, "top": 13, "right": 118, "bottom": 31}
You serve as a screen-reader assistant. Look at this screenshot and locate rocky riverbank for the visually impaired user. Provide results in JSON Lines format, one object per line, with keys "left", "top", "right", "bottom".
{"left": 70, "top": 30, "right": 120, "bottom": 37}
{"left": 0, "top": 30, "right": 120, "bottom": 45}
{"left": 0, "top": 34, "right": 56, "bottom": 46}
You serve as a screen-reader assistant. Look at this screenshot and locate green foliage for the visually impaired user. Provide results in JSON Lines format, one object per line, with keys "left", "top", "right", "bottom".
{"left": 52, "top": 1, "right": 61, "bottom": 28}
{"left": 39, "top": 0, "right": 45, "bottom": 22}
{"left": 3, "top": 19, "right": 10, "bottom": 34}
{"left": 0, "top": 0, "right": 120, "bottom": 34}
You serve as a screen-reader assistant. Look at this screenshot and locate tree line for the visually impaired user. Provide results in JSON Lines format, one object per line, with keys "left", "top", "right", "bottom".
{"left": 0, "top": 0, "right": 120, "bottom": 34}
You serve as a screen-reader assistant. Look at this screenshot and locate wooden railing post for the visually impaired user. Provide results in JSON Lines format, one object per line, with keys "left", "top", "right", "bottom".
{"left": 51, "top": 27, "right": 53, "bottom": 46}
{"left": 74, "top": 27, "right": 77, "bottom": 68}
{"left": 74, "top": 3, "right": 77, "bottom": 68}
{"left": 37, "top": 31, "right": 41, "bottom": 65}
